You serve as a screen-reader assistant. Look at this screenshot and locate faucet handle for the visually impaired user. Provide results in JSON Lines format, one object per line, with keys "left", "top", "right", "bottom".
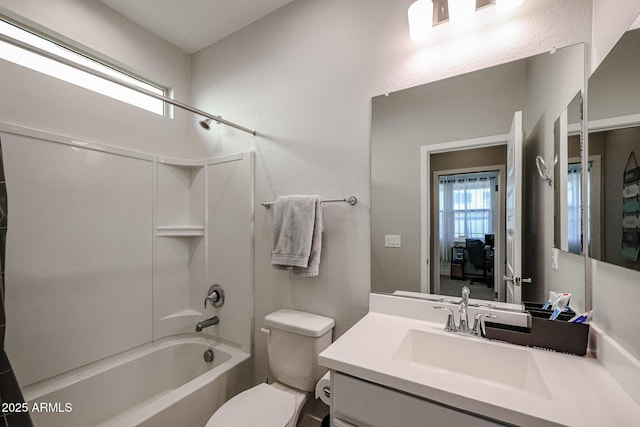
{"left": 471, "top": 313, "right": 498, "bottom": 336}
{"left": 204, "top": 284, "right": 225, "bottom": 309}
{"left": 434, "top": 306, "right": 457, "bottom": 332}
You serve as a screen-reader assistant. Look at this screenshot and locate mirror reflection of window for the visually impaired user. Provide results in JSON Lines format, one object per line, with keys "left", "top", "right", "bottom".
{"left": 438, "top": 172, "right": 497, "bottom": 263}
{"left": 567, "top": 162, "right": 581, "bottom": 254}
{"left": 567, "top": 162, "right": 593, "bottom": 254}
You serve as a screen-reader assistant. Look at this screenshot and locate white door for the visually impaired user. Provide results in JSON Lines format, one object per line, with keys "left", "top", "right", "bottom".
{"left": 505, "top": 111, "right": 523, "bottom": 304}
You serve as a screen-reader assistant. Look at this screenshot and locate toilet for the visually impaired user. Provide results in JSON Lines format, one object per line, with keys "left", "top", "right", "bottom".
{"left": 206, "top": 309, "right": 335, "bottom": 427}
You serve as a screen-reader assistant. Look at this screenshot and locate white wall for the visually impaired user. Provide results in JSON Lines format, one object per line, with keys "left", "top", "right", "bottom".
{"left": 0, "top": 0, "right": 192, "bottom": 157}
{"left": 190, "top": 0, "right": 591, "bottom": 395}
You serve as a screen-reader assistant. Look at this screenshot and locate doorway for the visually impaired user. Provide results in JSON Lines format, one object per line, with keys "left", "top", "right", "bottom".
{"left": 435, "top": 169, "right": 501, "bottom": 301}
{"left": 420, "top": 134, "right": 508, "bottom": 301}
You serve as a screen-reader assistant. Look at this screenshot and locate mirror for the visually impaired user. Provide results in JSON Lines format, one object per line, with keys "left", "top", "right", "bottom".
{"left": 554, "top": 92, "right": 583, "bottom": 255}
{"left": 587, "top": 24, "right": 640, "bottom": 272}
{"left": 371, "top": 44, "right": 586, "bottom": 306}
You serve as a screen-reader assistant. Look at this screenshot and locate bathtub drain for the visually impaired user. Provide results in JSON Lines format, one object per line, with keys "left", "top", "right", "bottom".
{"left": 203, "top": 349, "right": 215, "bottom": 363}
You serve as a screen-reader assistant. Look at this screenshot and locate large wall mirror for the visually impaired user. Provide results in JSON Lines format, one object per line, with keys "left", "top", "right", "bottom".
{"left": 587, "top": 20, "right": 640, "bottom": 272}
{"left": 371, "top": 43, "right": 586, "bottom": 307}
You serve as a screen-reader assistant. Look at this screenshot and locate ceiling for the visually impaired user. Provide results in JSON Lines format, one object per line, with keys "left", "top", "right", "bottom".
{"left": 100, "top": 0, "right": 296, "bottom": 54}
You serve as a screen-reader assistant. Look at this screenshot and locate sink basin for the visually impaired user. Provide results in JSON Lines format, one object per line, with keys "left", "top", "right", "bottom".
{"left": 392, "top": 329, "right": 551, "bottom": 399}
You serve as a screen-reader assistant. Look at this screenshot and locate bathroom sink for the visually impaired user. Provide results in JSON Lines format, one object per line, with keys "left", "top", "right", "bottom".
{"left": 392, "top": 329, "right": 551, "bottom": 399}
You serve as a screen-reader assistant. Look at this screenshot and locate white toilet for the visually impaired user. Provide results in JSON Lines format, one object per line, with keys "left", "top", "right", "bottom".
{"left": 206, "top": 309, "right": 335, "bottom": 427}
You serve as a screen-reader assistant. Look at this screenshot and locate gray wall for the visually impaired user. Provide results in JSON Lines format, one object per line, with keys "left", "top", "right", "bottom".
{"left": 600, "top": 127, "right": 640, "bottom": 269}
{"left": 523, "top": 43, "right": 586, "bottom": 308}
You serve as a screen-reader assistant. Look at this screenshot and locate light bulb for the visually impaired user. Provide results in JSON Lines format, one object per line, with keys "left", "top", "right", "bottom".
{"left": 408, "top": 0, "right": 434, "bottom": 41}
{"left": 448, "top": 0, "right": 476, "bottom": 24}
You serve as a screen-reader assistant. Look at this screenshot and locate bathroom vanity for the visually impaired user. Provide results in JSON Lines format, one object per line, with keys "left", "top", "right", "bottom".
{"left": 319, "top": 294, "right": 640, "bottom": 427}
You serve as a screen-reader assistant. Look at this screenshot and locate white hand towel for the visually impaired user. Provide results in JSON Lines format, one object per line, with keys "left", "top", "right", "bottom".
{"left": 271, "top": 195, "right": 323, "bottom": 277}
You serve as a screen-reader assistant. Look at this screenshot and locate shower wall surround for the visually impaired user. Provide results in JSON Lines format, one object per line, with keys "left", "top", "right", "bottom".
{"left": 0, "top": 137, "right": 33, "bottom": 427}
{"left": 0, "top": 124, "right": 254, "bottom": 388}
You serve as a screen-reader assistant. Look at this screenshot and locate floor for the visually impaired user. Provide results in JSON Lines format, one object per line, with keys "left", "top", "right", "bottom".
{"left": 440, "top": 275, "right": 496, "bottom": 301}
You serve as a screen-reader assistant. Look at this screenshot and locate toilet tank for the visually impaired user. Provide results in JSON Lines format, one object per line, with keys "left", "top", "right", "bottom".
{"left": 264, "top": 309, "right": 335, "bottom": 392}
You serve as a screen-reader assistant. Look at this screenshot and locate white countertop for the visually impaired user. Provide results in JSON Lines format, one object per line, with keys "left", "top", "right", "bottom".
{"left": 319, "top": 295, "right": 640, "bottom": 427}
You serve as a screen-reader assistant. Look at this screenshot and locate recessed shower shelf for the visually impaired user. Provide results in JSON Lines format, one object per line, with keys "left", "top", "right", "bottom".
{"left": 160, "top": 309, "right": 203, "bottom": 320}
{"left": 156, "top": 226, "right": 205, "bottom": 237}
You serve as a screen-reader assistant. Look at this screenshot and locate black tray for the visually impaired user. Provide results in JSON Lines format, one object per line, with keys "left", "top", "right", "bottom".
{"left": 484, "top": 309, "right": 589, "bottom": 356}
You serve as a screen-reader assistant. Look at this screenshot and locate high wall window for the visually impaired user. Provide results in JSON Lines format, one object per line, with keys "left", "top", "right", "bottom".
{"left": 0, "top": 17, "right": 167, "bottom": 115}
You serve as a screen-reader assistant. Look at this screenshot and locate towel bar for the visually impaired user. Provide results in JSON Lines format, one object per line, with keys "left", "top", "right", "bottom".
{"left": 260, "top": 196, "right": 358, "bottom": 209}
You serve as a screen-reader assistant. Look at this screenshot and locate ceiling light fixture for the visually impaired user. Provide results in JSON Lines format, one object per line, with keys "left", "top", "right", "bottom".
{"left": 408, "top": 1, "right": 525, "bottom": 40}
{"left": 448, "top": 0, "right": 476, "bottom": 24}
{"left": 408, "top": 0, "right": 434, "bottom": 41}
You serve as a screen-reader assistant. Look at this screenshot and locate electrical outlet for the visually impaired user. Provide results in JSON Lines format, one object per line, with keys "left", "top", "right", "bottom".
{"left": 551, "top": 247, "right": 558, "bottom": 270}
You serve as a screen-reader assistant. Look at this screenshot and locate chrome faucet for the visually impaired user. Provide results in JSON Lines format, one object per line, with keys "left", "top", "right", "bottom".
{"left": 470, "top": 313, "right": 498, "bottom": 336}
{"left": 435, "top": 286, "right": 499, "bottom": 337}
{"left": 458, "top": 286, "right": 470, "bottom": 333}
{"left": 195, "top": 316, "right": 219, "bottom": 332}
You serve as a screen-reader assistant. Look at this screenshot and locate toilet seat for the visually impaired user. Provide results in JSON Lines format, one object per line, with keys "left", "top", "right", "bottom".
{"left": 206, "top": 383, "right": 295, "bottom": 427}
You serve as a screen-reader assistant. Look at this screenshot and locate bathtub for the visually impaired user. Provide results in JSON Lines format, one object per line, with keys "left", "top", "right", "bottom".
{"left": 21, "top": 335, "right": 251, "bottom": 427}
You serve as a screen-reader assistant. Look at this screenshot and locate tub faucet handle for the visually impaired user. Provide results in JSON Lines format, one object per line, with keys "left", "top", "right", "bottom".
{"left": 204, "top": 284, "right": 225, "bottom": 308}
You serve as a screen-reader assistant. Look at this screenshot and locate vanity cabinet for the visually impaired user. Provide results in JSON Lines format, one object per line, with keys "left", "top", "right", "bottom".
{"left": 332, "top": 372, "right": 507, "bottom": 427}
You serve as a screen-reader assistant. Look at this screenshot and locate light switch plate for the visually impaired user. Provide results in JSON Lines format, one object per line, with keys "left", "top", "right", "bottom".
{"left": 385, "top": 235, "right": 401, "bottom": 248}
{"left": 551, "top": 247, "right": 558, "bottom": 270}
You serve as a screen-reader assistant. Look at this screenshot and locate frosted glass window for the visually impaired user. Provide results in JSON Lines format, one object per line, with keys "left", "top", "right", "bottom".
{"left": 0, "top": 18, "right": 166, "bottom": 115}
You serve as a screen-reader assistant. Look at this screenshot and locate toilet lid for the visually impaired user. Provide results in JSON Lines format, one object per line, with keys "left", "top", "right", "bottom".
{"left": 206, "top": 383, "right": 295, "bottom": 427}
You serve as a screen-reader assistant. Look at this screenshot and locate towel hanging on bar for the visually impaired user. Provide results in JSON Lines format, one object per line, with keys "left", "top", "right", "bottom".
{"left": 261, "top": 195, "right": 357, "bottom": 209}
{"left": 271, "top": 195, "right": 323, "bottom": 277}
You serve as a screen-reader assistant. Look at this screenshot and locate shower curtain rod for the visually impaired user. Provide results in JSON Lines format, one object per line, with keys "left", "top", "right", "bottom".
{"left": 0, "top": 32, "right": 257, "bottom": 136}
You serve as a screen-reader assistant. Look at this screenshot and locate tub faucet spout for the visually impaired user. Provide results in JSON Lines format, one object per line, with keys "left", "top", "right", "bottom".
{"left": 195, "top": 316, "right": 219, "bottom": 332}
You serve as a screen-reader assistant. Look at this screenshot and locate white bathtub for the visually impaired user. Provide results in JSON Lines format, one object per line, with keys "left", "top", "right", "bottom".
{"left": 21, "top": 335, "right": 251, "bottom": 427}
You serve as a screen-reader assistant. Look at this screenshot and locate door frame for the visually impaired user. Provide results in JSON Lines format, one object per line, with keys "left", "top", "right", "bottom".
{"left": 432, "top": 165, "right": 506, "bottom": 299}
{"left": 420, "top": 133, "right": 509, "bottom": 297}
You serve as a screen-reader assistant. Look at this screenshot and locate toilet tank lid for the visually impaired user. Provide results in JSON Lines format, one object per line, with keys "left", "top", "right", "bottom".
{"left": 265, "top": 309, "right": 335, "bottom": 337}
